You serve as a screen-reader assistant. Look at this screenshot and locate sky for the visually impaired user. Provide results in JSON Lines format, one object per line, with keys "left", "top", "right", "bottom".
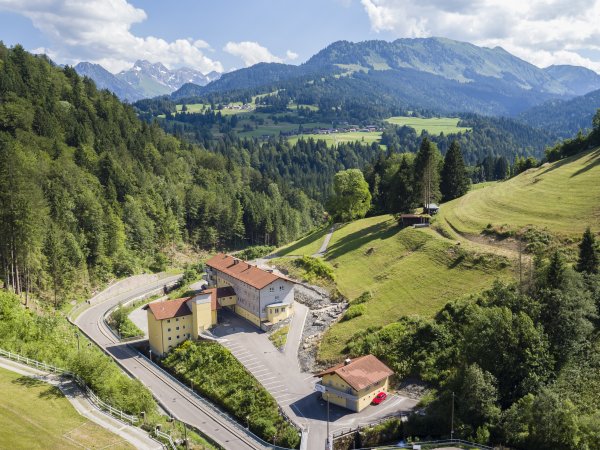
{"left": 0, "top": 0, "right": 599, "bottom": 74}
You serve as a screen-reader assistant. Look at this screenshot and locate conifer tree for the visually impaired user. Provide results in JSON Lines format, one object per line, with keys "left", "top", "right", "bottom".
{"left": 577, "top": 227, "right": 598, "bottom": 274}
{"left": 545, "top": 250, "right": 565, "bottom": 290}
{"left": 440, "top": 140, "right": 470, "bottom": 201}
{"left": 414, "top": 138, "right": 441, "bottom": 207}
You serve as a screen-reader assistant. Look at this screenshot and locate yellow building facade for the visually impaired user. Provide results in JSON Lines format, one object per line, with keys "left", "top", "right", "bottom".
{"left": 316, "top": 355, "right": 394, "bottom": 412}
{"left": 146, "top": 291, "right": 218, "bottom": 357}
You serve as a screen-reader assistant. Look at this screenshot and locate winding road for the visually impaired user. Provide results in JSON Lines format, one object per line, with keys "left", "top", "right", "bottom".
{"left": 74, "top": 271, "right": 417, "bottom": 450}
{"left": 73, "top": 273, "right": 270, "bottom": 450}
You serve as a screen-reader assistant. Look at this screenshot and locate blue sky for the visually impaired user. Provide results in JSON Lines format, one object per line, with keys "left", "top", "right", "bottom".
{"left": 0, "top": 0, "right": 599, "bottom": 74}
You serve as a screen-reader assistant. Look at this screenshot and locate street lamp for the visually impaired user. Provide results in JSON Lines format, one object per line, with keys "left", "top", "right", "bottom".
{"left": 450, "top": 391, "right": 455, "bottom": 441}
{"left": 74, "top": 332, "right": 80, "bottom": 354}
{"left": 314, "top": 383, "right": 330, "bottom": 450}
{"left": 149, "top": 349, "right": 153, "bottom": 362}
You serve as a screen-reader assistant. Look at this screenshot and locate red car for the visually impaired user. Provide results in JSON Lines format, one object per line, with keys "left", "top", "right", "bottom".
{"left": 372, "top": 392, "right": 387, "bottom": 405}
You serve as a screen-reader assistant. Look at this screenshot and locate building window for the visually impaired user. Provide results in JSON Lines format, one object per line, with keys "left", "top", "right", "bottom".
{"left": 182, "top": 325, "right": 185, "bottom": 329}
{"left": 167, "top": 319, "right": 171, "bottom": 323}
{"left": 168, "top": 337, "right": 172, "bottom": 341}
{"left": 176, "top": 326, "right": 180, "bottom": 330}
{"left": 176, "top": 318, "right": 179, "bottom": 322}
{"left": 177, "top": 335, "right": 180, "bottom": 339}
{"left": 274, "top": 308, "right": 279, "bottom": 313}
{"left": 167, "top": 328, "right": 171, "bottom": 332}
{"left": 280, "top": 285, "right": 284, "bottom": 291}
{"left": 269, "top": 287, "right": 274, "bottom": 292}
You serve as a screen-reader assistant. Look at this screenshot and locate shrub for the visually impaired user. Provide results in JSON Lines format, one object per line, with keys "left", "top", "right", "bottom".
{"left": 0, "top": 291, "right": 155, "bottom": 415}
{"left": 237, "top": 245, "right": 276, "bottom": 261}
{"left": 342, "top": 304, "right": 366, "bottom": 321}
{"left": 162, "top": 340, "right": 300, "bottom": 448}
{"left": 293, "top": 256, "right": 335, "bottom": 282}
{"left": 353, "top": 291, "right": 372, "bottom": 304}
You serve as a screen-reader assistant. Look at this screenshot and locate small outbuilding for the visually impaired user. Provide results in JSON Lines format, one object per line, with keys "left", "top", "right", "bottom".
{"left": 399, "top": 214, "right": 430, "bottom": 228}
{"left": 315, "top": 355, "right": 394, "bottom": 412}
{"left": 424, "top": 203, "right": 439, "bottom": 215}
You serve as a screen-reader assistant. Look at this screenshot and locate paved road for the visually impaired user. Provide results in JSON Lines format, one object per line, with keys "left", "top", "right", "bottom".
{"left": 74, "top": 274, "right": 269, "bottom": 450}
{"left": 213, "top": 308, "right": 418, "bottom": 449}
{"left": 313, "top": 224, "right": 337, "bottom": 257}
{"left": 0, "top": 357, "right": 161, "bottom": 449}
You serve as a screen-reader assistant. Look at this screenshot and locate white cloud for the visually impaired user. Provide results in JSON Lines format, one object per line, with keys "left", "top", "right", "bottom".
{"left": 360, "top": 0, "right": 600, "bottom": 72}
{"left": 224, "top": 41, "right": 299, "bottom": 67}
{"left": 0, "top": 0, "right": 223, "bottom": 73}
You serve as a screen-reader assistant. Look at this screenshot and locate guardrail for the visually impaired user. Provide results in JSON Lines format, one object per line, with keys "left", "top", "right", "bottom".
{"left": 396, "top": 439, "right": 493, "bottom": 449}
{"left": 332, "top": 411, "right": 408, "bottom": 441}
{"left": 137, "top": 351, "right": 300, "bottom": 450}
{"left": 154, "top": 429, "right": 177, "bottom": 450}
{"left": 0, "top": 348, "right": 138, "bottom": 425}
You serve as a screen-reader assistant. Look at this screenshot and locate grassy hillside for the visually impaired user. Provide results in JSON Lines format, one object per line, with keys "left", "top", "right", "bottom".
{"left": 317, "top": 215, "right": 512, "bottom": 361}
{"left": 385, "top": 116, "right": 471, "bottom": 135}
{"left": 438, "top": 148, "right": 600, "bottom": 239}
{"left": 276, "top": 224, "right": 331, "bottom": 257}
{"left": 0, "top": 368, "right": 132, "bottom": 449}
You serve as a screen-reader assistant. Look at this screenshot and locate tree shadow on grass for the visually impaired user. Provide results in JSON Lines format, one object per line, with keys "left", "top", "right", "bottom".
{"left": 12, "top": 375, "right": 46, "bottom": 388}
{"left": 12, "top": 376, "right": 63, "bottom": 399}
{"left": 278, "top": 226, "right": 329, "bottom": 256}
{"left": 39, "top": 385, "right": 63, "bottom": 400}
{"left": 325, "top": 218, "right": 398, "bottom": 261}
{"left": 570, "top": 148, "right": 600, "bottom": 178}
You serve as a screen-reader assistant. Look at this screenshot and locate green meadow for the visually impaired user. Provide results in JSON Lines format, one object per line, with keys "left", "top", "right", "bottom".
{"left": 437, "top": 148, "right": 600, "bottom": 239}
{"left": 0, "top": 368, "right": 132, "bottom": 449}
{"left": 385, "top": 116, "right": 471, "bottom": 135}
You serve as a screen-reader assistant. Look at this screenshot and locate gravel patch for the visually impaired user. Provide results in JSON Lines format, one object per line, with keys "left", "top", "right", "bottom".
{"left": 295, "top": 284, "right": 348, "bottom": 372}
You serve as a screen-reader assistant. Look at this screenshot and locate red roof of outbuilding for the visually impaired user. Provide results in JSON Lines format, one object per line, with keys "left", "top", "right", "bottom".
{"left": 205, "top": 253, "right": 281, "bottom": 289}
{"left": 316, "top": 355, "right": 394, "bottom": 391}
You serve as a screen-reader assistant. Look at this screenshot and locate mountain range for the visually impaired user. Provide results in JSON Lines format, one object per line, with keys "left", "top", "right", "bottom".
{"left": 171, "top": 38, "right": 600, "bottom": 116}
{"left": 74, "top": 60, "right": 220, "bottom": 102}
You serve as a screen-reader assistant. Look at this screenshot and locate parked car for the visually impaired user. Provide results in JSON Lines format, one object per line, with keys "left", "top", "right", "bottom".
{"left": 372, "top": 392, "right": 387, "bottom": 405}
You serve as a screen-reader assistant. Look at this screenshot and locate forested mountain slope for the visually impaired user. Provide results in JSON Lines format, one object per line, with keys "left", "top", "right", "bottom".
{"left": 519, "top": 88, "right": 600, "bottom": 139}
{"left": 0, "top": 44, "right": 321, "bottom": 305}
{"left": 170, "top": 37, "right": 600, "bottom": 117}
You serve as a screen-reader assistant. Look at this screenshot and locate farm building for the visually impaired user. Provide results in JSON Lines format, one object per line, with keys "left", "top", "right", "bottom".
{"left": 399, "top": 214, "right": 430, "bottom": 228}
{"left": 315, "top": 355, "right": 394, "bottom": 412}
{"left": 424, "top": 203, "right": 439, "bottom": 215}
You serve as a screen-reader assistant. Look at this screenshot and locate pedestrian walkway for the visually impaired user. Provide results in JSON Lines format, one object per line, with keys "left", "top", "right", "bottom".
{"left": 0, "top": 356, "right": 161, "bottom": 450}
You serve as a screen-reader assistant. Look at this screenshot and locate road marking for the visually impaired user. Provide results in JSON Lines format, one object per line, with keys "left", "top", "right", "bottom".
{"left": 258, "top": 376, "right": 278, "bottom": 381}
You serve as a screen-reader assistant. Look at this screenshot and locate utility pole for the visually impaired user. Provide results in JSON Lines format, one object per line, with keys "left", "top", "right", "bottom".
{"left": 450, "top": 391, "right": 455, "bottom": 441}
{"left": 518, "top": 237, "right": 523, "bottom": 293}
{"left": 326, "top": 388, "right": 331, "bottom": 450}
{"left": 75, "top": 332, "right": 80, "bottom": 354}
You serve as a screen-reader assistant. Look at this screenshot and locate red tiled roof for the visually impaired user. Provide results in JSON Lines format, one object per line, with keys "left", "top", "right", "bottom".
{"left": 205, "top": 253, "right": 281, "bottom": 289}
{"left": 316, "top": 355, "right": 393, "bottom": 391}
{"left": 147, "top": 297, "right": 191, "bottom": 320}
